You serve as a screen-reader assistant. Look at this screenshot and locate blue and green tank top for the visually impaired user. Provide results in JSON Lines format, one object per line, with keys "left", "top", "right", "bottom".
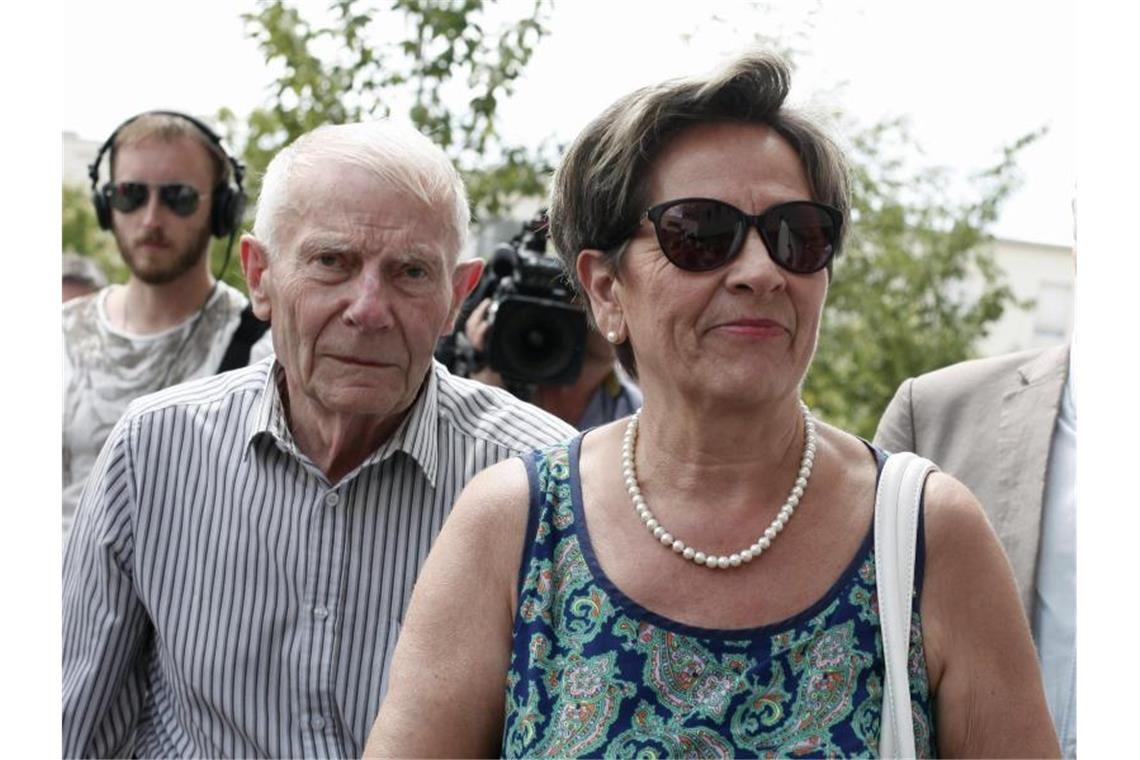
{"left": 502, "top": 436, "right": 936, "bottom": 758}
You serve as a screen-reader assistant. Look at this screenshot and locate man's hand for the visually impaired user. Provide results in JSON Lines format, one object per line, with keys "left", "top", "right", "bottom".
{"left": 463, "top": 298, "right": 504, "bottom": 387}
{"left": 464, "top": 298, "right": 493, "bottom": 353}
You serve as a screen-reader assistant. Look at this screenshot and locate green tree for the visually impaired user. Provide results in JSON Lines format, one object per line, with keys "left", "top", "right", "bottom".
{"left": 803, "top": 120, "right": 1036, "bottom": 437}
{"left": 224, "top": 0, "right": 554, "bottom": 222}
{"left": 64, "top": 0, "right": 554, "bottom": 294}
{"left": 693, "top": 4, "right": 1036, "bottom": 437}
{"left": 214, "top": 0, "right": 1031, "bottom": 438}
{"left": 62, "top": 184, "right": 126, "bottom": 284}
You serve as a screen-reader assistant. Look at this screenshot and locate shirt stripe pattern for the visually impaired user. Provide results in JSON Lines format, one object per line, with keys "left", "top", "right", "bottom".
{"left": 62, "top": 358, "right": 577, "bottom": 758}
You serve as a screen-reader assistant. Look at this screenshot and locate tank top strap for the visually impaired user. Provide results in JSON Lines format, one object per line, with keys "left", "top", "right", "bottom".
{"left": 516, "top": 436, "right": 582, "bottom": 593}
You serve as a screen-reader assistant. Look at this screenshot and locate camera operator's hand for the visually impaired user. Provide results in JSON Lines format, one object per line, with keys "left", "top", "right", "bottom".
{"left": 465, "top": 298, "right": 493, "bottom": 354}
{"left": 463, "top": 298, "right": 505, "bottom": 388}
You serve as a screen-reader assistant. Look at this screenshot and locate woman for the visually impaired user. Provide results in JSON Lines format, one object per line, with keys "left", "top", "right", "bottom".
{"left": 365, "top": 50, "right": 1059, "bottom": 758}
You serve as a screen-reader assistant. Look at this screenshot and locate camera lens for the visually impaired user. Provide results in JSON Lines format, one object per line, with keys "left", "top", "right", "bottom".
{"left": 489, "top": 296, "right": 586, "bottom": 384}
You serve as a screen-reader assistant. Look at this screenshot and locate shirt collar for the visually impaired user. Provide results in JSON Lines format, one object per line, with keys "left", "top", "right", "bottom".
{"left": 364, "top": 362, "right": 441, "bottom": 487}
{"left": 244, "top": 359, "right": 441, "bottom": 488}
{"left": 245, "top": 360, "right": 297, "bottom": 456}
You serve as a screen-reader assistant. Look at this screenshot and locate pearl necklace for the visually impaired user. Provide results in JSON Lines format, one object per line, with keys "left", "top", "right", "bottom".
{"left": 622, "top": 401, "right": 817, "bottom": 570}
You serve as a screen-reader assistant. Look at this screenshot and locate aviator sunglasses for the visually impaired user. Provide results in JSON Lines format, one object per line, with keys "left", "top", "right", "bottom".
{"left": 103, "top": 181, "right": 204, "bottom": 218}
{"left": 638, "top": 197, "right": 843, "bottom": 274}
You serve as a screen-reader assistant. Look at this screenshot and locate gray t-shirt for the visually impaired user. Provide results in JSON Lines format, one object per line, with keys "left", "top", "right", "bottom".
{"left": 62, "top": 282, "right": 250, "bottom": 539}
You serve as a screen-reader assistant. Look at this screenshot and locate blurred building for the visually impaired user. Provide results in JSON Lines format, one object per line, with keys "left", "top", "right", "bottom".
{"left": 975, "top": 238, "right": 1074, "bottom": 355}
{"left": 63, "top": 131, "right": 101, "bottom": 186}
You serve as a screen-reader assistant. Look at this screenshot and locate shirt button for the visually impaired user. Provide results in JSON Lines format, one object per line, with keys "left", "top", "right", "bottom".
{"left": 313, "top": 606, "right": 329, "bottom": 619}
{"left": 311, "top": 715, "right": 325, "bottom": 730}
{"left": 323, "top": 492, "right": 339, "bottom": 507}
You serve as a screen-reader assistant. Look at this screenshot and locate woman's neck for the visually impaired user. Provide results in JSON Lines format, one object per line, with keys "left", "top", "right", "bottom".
{"left": 633, "top": 391, "right": 808, "bottom": 503}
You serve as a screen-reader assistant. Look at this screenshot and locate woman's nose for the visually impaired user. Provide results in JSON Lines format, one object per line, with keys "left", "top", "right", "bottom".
{"left": 724, "top": 227, "right": 787, "bottom": 294}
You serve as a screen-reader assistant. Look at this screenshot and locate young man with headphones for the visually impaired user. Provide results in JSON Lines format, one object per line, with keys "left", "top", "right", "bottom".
{"left": 62, "top": 111, "right": 270, "bottom": 540}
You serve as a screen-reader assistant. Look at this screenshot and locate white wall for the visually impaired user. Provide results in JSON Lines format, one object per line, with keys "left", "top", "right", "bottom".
{"left": 976, "top": 238, "right": 1074, "bottom": 357}
{"left": 63, "top": 132, "right": 101, "bottom": 187}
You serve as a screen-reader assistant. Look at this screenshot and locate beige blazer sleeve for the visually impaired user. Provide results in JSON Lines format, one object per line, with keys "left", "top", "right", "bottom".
{"left": 871, "top": 345, "right": 1069, "bottom": 620}
{"left": 873, "top": 380, "right": 918, "bottom": 456}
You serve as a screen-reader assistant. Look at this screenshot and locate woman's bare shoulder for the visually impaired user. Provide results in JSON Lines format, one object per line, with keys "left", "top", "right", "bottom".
{"left": 916, "top": 474, "right": 1059, "bottom": 756}
{"left": 920, "top": 470, "right": 996, "bottom": 556}
{"left": 366, "top": 456, "right": 537, "bottom": 758}
{"left": 440, "top": 456, "right": 535, "bottom": 567}
{"left": 812, "top": 421, "right": 882, "bottom": 490}
{"left": 399, "top": 454, "right": 539, "bottom": 637}
{"left": 455, "top": 456, "right": 532, "bottom": 512}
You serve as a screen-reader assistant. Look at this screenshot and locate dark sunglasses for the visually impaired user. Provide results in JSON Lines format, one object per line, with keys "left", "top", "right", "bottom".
{"left": 103, "top": 182, "right": 202, "bottom": 217}
{"left": 640, "top": 197, "right": 843, "bottom": 274}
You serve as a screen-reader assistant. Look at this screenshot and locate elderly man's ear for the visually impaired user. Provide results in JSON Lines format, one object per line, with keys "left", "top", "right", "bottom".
{"left": 444, "top": 258, "right": 485, "bottom": 333}
{"left": 241, "top": 235, "right": 273, "bottom": 322}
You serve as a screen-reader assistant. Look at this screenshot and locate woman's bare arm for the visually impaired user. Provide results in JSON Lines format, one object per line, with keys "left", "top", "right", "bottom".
{"left": 363, "top": 458, "right": 531, "bottom": 758}
{"left": 920, "top": 472, "right": 1061, "bottom": 758}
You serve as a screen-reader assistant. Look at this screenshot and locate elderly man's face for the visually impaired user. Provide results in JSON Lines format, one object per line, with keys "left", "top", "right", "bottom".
{"left": 242, "top": 161, "right": 480, "bottom": 428}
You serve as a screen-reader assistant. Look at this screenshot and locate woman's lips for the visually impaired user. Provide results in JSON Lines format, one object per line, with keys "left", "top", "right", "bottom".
{"left": 715, "top": 318, "right": 787, "bottom": 337}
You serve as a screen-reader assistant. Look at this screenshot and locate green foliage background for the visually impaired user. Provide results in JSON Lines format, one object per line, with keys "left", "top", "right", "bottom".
{"left": 222, "top": 0, "right": 555, "bottom": 221}
{"left": 62, "top": 185, "right": 124, "bottom": 282}
{"left": 803, "top": 121, "right": 1035, "bottom": 436}
{"left": 62, "top": 0, "right": 1035, "bottom": 438}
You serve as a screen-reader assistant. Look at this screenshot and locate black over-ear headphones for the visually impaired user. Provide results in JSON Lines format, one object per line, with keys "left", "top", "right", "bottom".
{"left": 88, "top": 110, "right": 247, "bottom": 238}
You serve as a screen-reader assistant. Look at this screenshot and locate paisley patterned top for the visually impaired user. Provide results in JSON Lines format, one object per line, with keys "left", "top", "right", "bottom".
{"left": 502, "top": 436, "right": 936, "bottom": 758}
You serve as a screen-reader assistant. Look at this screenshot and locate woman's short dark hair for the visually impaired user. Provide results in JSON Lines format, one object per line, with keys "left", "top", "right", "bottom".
{"left": 548, "top": 49, "right": 851, "bottom": 378}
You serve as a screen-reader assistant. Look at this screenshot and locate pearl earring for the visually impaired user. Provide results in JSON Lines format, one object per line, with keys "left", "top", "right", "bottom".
{"left": 606, "top": 330, "right": 618, "bottom": 343}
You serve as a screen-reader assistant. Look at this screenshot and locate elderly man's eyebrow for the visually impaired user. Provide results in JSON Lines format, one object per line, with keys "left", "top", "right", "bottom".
{"left": 298, "top": 237, "right": 356, "bottom": 257}
{"left": 396, "top": 243, "right": 445, "bottom": 260}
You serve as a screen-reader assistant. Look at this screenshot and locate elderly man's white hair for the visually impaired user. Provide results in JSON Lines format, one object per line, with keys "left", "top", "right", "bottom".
{"left": 252, "top": 120, "right": 470, "bottom": 259}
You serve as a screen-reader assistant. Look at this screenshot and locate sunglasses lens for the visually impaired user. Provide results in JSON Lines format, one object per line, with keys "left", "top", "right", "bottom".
{"left": 108, "top": 182, "right": 148, "bottom": 213}
{"left": 655, "top": 200, "right": 741, "bottom": 271}
{"left": 106, "top": 183, "right": 201, "bottom": 217}
{"left": 762, "top": 203, "right": 838, "bottom": 273}
{"left": 158, "top": 184, "right": 201, "bottom": 217}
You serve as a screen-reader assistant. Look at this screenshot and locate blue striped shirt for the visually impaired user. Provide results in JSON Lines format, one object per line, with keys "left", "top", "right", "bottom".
{"left": 62, "top": 357, "right": 576, "bottom": 758}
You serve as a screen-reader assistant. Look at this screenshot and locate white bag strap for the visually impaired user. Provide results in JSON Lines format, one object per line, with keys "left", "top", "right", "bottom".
{"left": 874, "top": 451, "right": 937, "bottom": 760}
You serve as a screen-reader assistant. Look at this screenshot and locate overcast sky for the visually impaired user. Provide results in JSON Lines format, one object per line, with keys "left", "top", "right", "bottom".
{"left": 63, "top": 0, "right": 1074, "bottom": 246}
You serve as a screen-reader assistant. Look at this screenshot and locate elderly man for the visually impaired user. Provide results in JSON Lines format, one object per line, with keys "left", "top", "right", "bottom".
{"left": 62, "top": 121, "right": 576, "bottom": 758}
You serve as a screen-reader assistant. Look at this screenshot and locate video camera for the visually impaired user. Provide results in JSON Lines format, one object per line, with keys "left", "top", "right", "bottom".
{"left": 439, "top": 211, "right": 586, "bottom": 390}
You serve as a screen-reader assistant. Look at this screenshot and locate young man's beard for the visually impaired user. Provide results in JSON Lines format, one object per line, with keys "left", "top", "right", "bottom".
{"left": 116, "top": 224, "right": 213, "bottom": 286}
